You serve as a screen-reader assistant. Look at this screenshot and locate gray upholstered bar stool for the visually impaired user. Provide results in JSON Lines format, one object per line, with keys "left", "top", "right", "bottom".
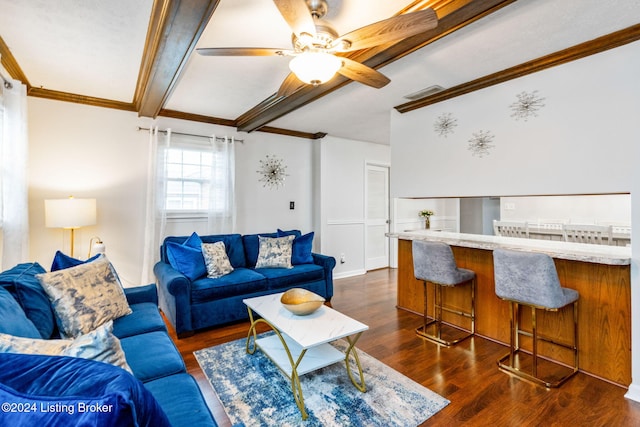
{"left": 493, "top": 248, "right": 579, "bottom": 388}
{"left": 412, "top": 240, "right": 475, "bottom": 346}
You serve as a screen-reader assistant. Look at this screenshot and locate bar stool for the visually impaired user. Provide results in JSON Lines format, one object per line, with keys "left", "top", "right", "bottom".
{"left": 412, "top": 240, "right": 475, "bottom": 346}
{"left": 493, "top": 248, "right": 579, "bottom": 388}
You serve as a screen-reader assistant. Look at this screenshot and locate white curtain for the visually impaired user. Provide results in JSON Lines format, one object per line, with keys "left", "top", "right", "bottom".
{"left": 207, "top": 135, "right": 236, "bottom": 234}
{"left": 140, "top": 126, "right": 169, "bottom": 284}
{"left": 0, "top": 76, "right": 29, "bottom": 270}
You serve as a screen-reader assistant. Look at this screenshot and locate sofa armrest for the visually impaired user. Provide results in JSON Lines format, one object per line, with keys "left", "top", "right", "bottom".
{"left": 153, "top": 261, "right": 193, "bottom": 337}
{"left": 312, "top": 253, "right": 336, "bottom": 300}
{"left": 124, "top": 284, "right": 158, "bottom": 306}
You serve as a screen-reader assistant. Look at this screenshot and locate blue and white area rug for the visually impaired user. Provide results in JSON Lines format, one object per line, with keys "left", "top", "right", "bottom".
{"left": 194, "top": 334, "right": 449, "bottom": 426}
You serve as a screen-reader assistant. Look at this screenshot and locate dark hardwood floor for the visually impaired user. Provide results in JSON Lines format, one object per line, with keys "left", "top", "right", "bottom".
{"left": 169, "top": 268, "right": 640, "bottom": 426}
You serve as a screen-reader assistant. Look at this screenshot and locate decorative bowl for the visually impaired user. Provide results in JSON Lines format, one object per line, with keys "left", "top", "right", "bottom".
{"left": 280, "top": 288, "right": 325, "bottom": 316}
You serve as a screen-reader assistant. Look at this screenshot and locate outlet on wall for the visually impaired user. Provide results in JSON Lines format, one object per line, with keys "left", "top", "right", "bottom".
{"left": 340, "top": 253, "right": 346, "bottom": 264}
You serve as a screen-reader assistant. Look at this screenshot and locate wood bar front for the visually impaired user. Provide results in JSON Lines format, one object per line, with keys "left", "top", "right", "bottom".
{"left": 396, "top": 238, "right": 631, "bottom": 387}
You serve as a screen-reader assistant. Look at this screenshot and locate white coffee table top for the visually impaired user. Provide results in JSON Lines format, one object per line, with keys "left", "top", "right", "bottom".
{"left": 243, "top": 292, "right": 368, "bottom": 349}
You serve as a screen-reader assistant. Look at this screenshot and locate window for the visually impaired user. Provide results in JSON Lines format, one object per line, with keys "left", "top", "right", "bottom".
{"left": 163, "top": 145, "right": 231, "bottom": 215}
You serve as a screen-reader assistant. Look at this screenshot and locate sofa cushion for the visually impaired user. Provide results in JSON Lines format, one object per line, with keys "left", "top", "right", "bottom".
{"left": 0, "top": 262, "right": 56, "bottom": 339}
{"left": 50, "top": 250, "right": 100, "bottom": 271}
{"left": 144, "top": 373, "right": 216, "bottom": 427}
{"left": 37, "top": 255, "right": 132, "bottom": 338}
{"left": 120, "top": 331, "right": 186, "bottom": 382}
{"left": 166, "top": 232, "right": 207, "bottom": 280}
{"left": 112, "top": 302, "right": 167, "bottom": 339}
{"left": 242, "top": 232, "right": 277, "bottom": 268}
{"left": 202, "top": 241, "right": 234, "bottom": 278}
{"left": 0, "top": 286, "right": 41, "bottom": 338}
{"left": 0, "top": 320, "right": 132, "bottom": 373}
{"left": 200, "top": 233, "right": 246, "bottom": 268}
{"left": 257, "top": 264, "right": 325, "bottom": 290}
{"left": 278, "top": 230, "right": 315, "bottom": 265}
{"left": 0, "top": 353, "right": 171, "bottom": 427}
{"left": 191, "top": 268, "right": 268, "bottom": 303}
{"left": 255, "top": 235, "right": 295, "bottom": 269}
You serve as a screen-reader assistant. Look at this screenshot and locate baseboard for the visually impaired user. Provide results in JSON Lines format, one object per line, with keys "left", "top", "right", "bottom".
{"left": 334, "top": 269, "right": 367, "bottom": 280}
{"left": 625, "top": 383, "right": 640, "bottom": 402}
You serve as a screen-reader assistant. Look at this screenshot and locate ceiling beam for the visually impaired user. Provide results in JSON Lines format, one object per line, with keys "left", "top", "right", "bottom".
{"left": 134, "top": 0, "right": 220, "bottom": 118}
{"left": 235, "top": 0, "right": 517, "bottom": 133}
{"left": 0, "top": 36, "right": 31, "bottom": 86}
{"left": 395, "top": 23, "right": 640, "bottom": 113}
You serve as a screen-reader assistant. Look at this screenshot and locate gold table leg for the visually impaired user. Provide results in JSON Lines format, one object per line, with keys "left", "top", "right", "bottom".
{"left": 345, "top": 332, "right": 366, "bottom": 392}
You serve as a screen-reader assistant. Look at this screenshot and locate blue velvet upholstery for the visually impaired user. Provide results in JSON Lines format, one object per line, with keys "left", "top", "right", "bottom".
{"left": 50, "top": 250, "right": 100, "bottom": 271}
{"left": 144, "top": 373, "right": 217, "bottom": 427}
{"left": 155, "top": 231, "right": 335, "bottom": 336}
{"left": 0, "top": 353, "right": 171, "bottom": 427}
{"left": 493, "top": 249, "right": 579, "bottom": 309}
{"left": 0, "top": 287, "right": 41, "bottom": 338}
{"left": 0, "top": 262, "right": 56, "bottom": 339}
{"left": 166, "top": 240, "right": 207, "bottom": 281}
{"left": 412, "top": 240, "right": 475, "bottom": 286}
{"left": 112, "top": 303, "right": 166, "bottom": 338}
{"left": 119, "top": 331, "right": 186, "bottom": 382}
{"left": 278, "top": 229, "right": 314, "bottom": 264}
{"left": 191, "top": 268, "right": 267, "bottom": 303}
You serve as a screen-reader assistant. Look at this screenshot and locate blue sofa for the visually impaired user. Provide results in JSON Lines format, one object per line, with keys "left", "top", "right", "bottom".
{"left": 154, "top": 231, "right": 336, "bottom": 337}
{"left": 0, "top": 262, "right": 217, "bottom": 427}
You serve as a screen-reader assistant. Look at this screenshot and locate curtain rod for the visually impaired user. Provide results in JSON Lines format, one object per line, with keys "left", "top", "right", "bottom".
{"left": 0, "top": 70, "right": 13, "bottom": 89}
{"left": 137, "top": 126, "right": 243, "bottom": 143}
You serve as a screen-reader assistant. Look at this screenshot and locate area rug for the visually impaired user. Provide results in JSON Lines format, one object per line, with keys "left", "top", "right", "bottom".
{"left": 194, "top": 334, "right": 449, "bottom": 426}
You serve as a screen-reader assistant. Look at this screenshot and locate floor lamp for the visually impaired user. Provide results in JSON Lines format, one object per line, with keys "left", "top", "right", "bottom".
{"left": 45, "top": 197, "right": 96, "bottom": 257}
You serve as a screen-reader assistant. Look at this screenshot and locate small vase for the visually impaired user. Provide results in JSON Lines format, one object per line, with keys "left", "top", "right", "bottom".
{"left": 425, "top": 217, "right": 430, "bottom": 229}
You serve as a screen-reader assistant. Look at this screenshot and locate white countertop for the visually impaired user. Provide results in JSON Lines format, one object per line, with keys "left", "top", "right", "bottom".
{"left": 388, "top": 229, "right": 631, "bottom": 265}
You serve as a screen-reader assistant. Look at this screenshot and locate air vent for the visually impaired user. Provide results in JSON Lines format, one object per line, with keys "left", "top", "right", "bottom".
{"left": 403, "top": 85, "right": 445, "bottom": 100}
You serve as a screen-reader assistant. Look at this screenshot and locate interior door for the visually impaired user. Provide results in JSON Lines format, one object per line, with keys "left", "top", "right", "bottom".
{"left": 365, "top": 164, "right": 390, "bottom": 270}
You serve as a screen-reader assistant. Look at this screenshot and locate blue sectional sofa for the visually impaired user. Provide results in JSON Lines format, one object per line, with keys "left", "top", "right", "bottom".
{"left": 0, "top": 262, "right": 217, "bottom": 427}
{"left": 154, "top": 230, "right": 336, "bottom": 337}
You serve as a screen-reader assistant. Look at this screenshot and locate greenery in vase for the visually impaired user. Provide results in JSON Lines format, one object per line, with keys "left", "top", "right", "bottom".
{"left": 418, "top": 210, "right": 434, "bottom": 218}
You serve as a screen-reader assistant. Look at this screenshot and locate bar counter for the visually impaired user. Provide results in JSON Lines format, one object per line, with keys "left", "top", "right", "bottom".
{"left": 389, "top": 230, "right": 631, "bottom": 386}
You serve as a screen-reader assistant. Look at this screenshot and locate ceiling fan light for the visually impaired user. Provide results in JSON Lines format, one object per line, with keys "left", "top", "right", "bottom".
{"left": 289, "top": 52, "right": 342, "bottom": 85}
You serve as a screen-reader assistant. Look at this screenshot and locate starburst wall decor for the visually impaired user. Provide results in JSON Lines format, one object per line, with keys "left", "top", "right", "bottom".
{"left": 509, "top": 90, "right": 545, "bottom": 121}
{"left": 257, "top": 154, "right": 288, "bottom": 189}
{"left": 433, "top": 112, "right": 458, "bottom": 137}
{"left": 468, "top": 130, "right": 495, "bottom": 158}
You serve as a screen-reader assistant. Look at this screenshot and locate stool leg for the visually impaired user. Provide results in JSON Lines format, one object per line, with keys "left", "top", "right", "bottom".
{"left": 531, "top": 306, "right": 537, "bottom": 379}
{"left": 422, "top": 281, "right": 428, "bottom": 333}
{"left": 435, "top": 282, "right": 442, "bottom": 340}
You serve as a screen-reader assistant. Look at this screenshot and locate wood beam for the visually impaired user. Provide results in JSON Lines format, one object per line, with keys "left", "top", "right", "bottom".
{"left": 0, "top": 36, "right": 31, "bottom": 86}
{"left": 27, "top": 88, "right": 136, "bottom": 111}
{"left": 235, "top": 0, "right": 517, "bottom": 133}
{"left": 395, "top": 23, "right": 640, "bottom": 113}
{"left": 134, "top": 0, "right": 220, "bottom": 118}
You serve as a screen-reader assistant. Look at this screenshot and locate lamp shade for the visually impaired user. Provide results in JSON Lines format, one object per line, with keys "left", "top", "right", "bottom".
{"left": 289, "top": 52, "right": 342, "bottom": 85}
{"left": 45, "top": 198, "right": 96, "bottom": 229}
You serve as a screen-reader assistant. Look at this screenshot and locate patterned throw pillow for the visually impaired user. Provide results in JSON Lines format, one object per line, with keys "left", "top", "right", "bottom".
{"left": 36, "top": 255, "right": 132, "bottom": 338}
{"left": 201, "top": 242, "right": 234, "bottom": 278}
{"left": 255, "top": 235, "right": 295, "bottom": 269}
{"left": 0, "top": 320, "right": 132, "bottom": 372}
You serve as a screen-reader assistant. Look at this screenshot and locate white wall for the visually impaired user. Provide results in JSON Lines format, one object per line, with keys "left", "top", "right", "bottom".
{"left": 26, "top": 98, "right": 316, "bottom": 286}
{"left": 319, "top": 135, "right": 390, "bottom": 278}
{"left": 390, "top": 41, "right": 640, "bottom": 395}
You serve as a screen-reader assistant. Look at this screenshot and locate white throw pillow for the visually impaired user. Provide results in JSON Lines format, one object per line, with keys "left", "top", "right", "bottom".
{"left": 201, "top": 242, "right": 234, "bottom": 278}
{"left": 0, "top": 320, "right": 132, "bottom": 373}
{"left": 36, "top": 254, "right": 132, "bottom": 338}
{"left": 255, "top": 235, "right": 294, "bottom": 269}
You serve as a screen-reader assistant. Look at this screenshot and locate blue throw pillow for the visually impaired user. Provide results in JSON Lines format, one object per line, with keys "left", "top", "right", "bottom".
{"left": 51, "top": 250, "right": 100, "bottom": 271}
{"left": 166, "top": 232, "right": 206, "bottom": 281}
{"left": 0, "top": 353, "right": 171, "bottom": 427}
{"left": 277, "top": 230, "right": 314, "bottom": 265}
{"left": 0, "top": 263, "right": 55, "bottom": 339}
{"left": 0, "top": 287, "right": 40, "bottom": 338}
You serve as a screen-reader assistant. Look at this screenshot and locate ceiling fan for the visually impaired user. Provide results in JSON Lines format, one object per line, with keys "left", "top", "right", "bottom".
{"left": 197, "top": 0, "right": 438, "bottom": 97}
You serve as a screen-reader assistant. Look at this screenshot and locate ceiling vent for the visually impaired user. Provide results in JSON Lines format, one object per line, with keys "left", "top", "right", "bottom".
{"left": 403, "top": 85, "right": 445, "bottom": 100}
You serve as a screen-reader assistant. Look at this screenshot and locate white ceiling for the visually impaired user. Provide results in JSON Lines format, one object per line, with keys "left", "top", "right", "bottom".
{"left": 1, "top": 0, "right": 639, "bottom": 144}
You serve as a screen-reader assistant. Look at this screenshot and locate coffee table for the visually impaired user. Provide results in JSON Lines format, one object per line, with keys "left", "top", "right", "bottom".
{"left": 243, "top": 292, "right": 369, "bottom": 420}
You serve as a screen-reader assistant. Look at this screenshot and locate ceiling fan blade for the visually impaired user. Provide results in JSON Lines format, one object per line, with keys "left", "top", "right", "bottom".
{"left": 272, "top": 0, "right": 316, "bottom": 38}
{"left": 333, "top": 8, "right": 437, "bottom": 52}
{"left": 337, "top": 57, "right": 390, "bottom": 89}
{"left": 197, "top": 47, "right": 292, "bottom": 56}
{"left": 276, "top": 72, "right": 305, "bottom": 97}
